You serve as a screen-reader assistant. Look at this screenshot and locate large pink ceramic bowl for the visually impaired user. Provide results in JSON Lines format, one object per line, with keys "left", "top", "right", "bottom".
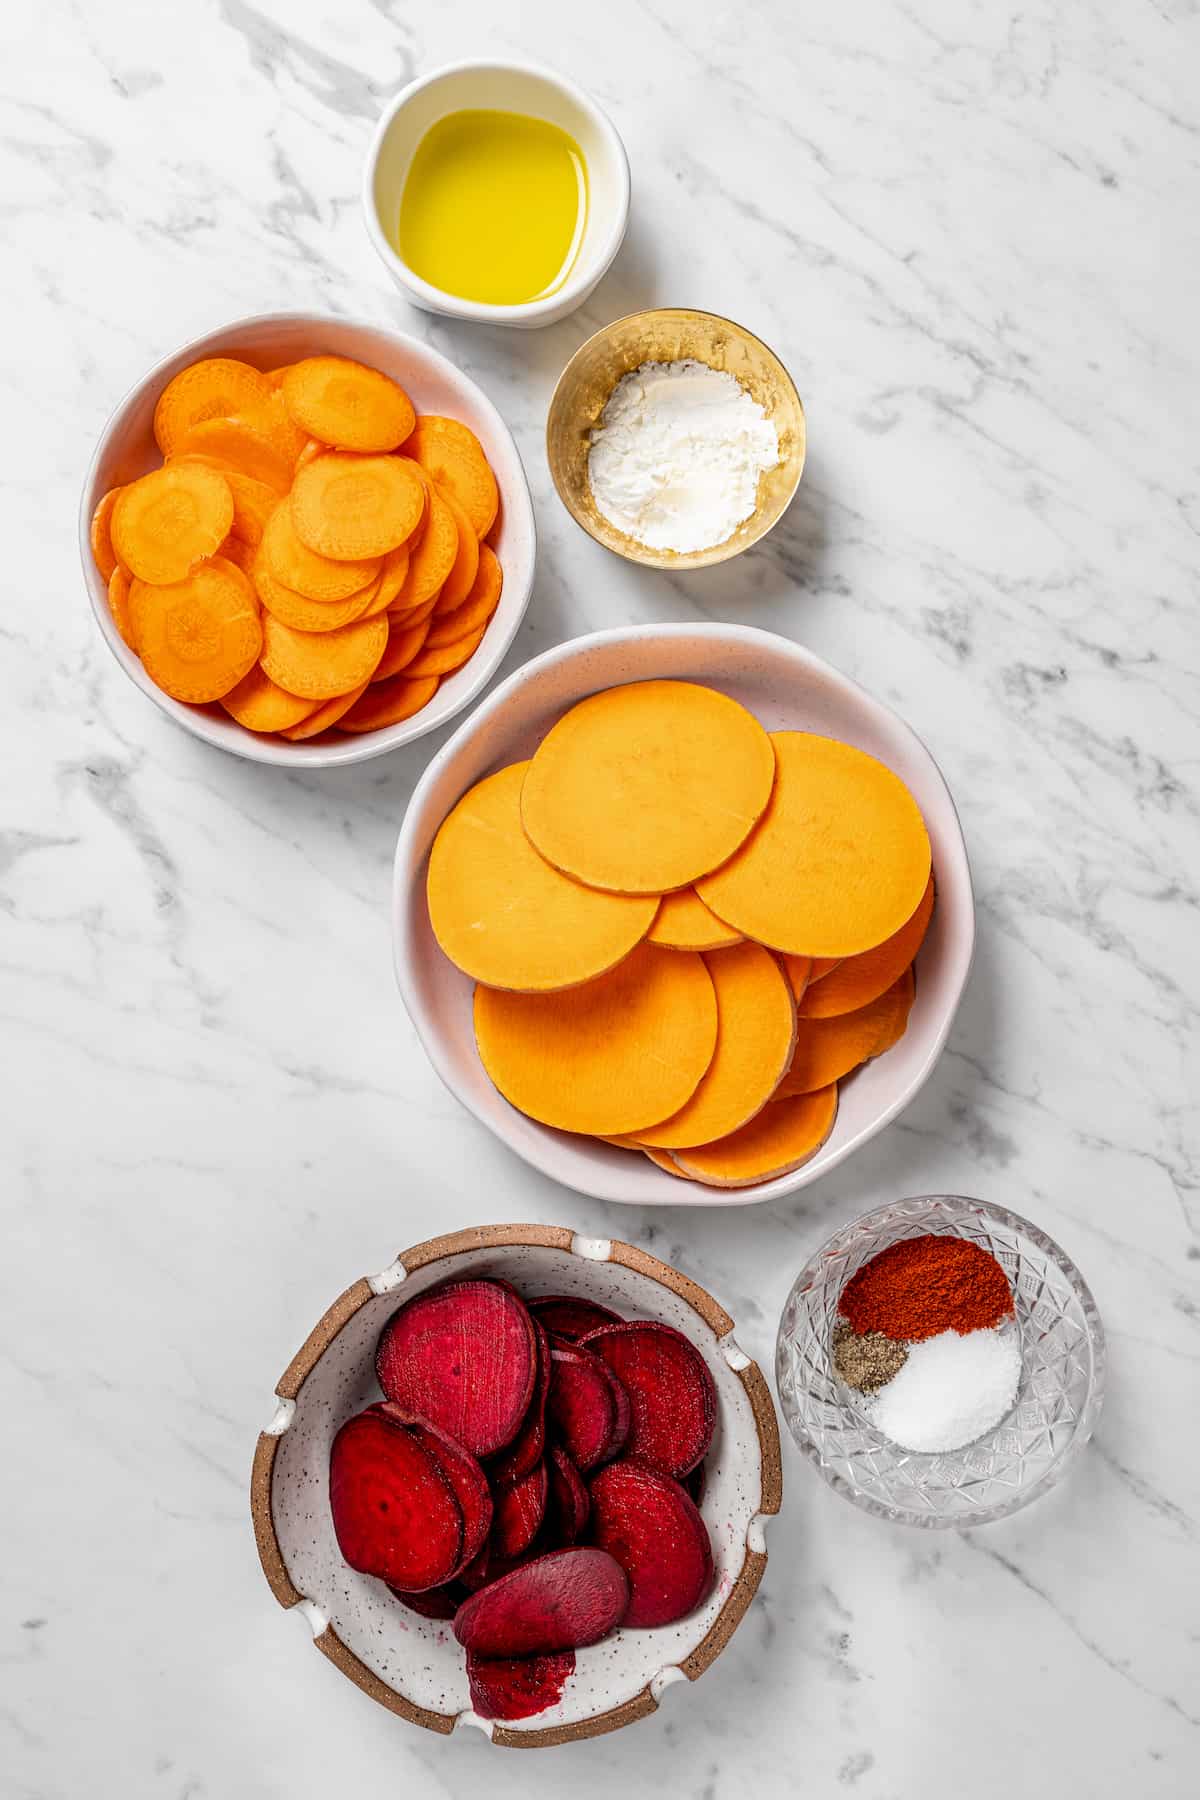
{"left": 393, "top": 625, "right": 974, "bottom": 1204}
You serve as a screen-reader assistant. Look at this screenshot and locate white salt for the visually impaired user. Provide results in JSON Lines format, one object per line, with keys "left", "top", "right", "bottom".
{"left": 869, "top": 1326, "right": 1021, "bottom": 1454}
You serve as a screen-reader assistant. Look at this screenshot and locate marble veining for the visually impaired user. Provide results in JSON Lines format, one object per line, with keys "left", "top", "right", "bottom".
{"left": 2, "top": 0, "right": 1197, "bottom": 1795}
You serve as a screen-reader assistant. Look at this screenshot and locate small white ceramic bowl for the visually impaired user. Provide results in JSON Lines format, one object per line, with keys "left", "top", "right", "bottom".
{"left": 79, "top": 312, "right": 536, "bottom": 767}
{"left": 393, "top": 625, "right": 975, "bottom": 1205}
{"left": 252, "top": 1223, "right": 781, "bottom": 1747}
{"left": 363, "top": 61, "right": 630, "bottom": 328}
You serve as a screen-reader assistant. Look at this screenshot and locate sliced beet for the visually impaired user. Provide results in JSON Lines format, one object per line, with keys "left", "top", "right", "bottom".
{"left": 684, "top": 1460, "right": 707, "bottom": 1509}
{"left": 587, "top": 1459, "right": 714, "bottom": 1628}
{"left": 545, "top": 1442, "right": 590, "bottom": 1546}
{"left": 546, "top": 1341, "right": 629, "bottom": 1472}
{"left": 388, "top": 1581, "right": 466, "bottom": 1620}
{"left": 466, "top": 1649, "right": 575, "bottom": 1721}
{"left": 581, "top": 1322, "right": 716, "bottom": 1478}
{"left": 458, "top": 1545, "right": 492, "bottom": 1592}
{"left": 329, "top": 1408, "right": 463, "bottom": 1591}
{"left": 528, "top": 1295, "right": 624, "bottom": 1342}
{"left": 489, "top": 1320, "right": 550, "bottom": 1486}
{"left": 370, "top": 1402, "right": 492, "bottom": 1575}
{"left": 453, "top": 1547, "right": 629, "bottom": 1657}
{"left": 491, "top": 1458, "right": 548, "bottom": 1560}
{"left": 376, "top": 1279, "right": 537, "bottom": 1458}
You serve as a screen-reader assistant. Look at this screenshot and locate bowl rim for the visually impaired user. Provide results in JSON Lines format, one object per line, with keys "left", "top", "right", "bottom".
{"left": 78, "top": 309, "right": 537, "bottom": 768}
{"left": 392, "top": 622, "right": 976, "bottom": 1204}
{"left": 250, "top": 1221, "right": 783, "bottom": 1746}
{"left": 775, "top": 1192, "right": 1107, "bottom": 1528}
{"left": 362, "top": 58, "right": 632, "bottom": 325}
{"left": 545, "top": 306, "right": 806, "bottom": 569}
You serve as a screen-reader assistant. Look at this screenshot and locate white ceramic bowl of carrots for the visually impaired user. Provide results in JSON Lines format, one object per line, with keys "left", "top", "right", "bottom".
{"left": 79, "top": 312, "right": 535, "bottom": 766}
{"left": 393, "top": 624, "right": 975, "bottom": 1205}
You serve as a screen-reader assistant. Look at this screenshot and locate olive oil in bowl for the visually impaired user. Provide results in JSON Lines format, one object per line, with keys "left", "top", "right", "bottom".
{"left": 397, "top": 110, "right": 588, "bottom": 307}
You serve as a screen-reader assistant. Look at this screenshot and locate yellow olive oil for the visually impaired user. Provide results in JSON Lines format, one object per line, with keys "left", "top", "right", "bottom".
{"left": 398, "top": 109, "right": 588, "bottom": 306}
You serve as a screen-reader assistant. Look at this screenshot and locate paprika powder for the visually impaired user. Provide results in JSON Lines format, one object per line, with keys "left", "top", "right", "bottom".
{"left": 840, "top": 1234, "right": 1012, "bottom": 1341}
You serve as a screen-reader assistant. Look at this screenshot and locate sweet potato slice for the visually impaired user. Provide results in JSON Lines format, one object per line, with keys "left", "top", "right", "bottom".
{"left": 371, "top": 1402, "right": 493, "bottom": 1575}
{"left": 491, "top": 1458, "right": 548, "bottom": 1560}
{"left": 290, "top": 452, "right": 424, "bottom": 559}
{"left": 402, "top": 621, "right": 486, "bottom": 680}
{"left": 336, "top": 672, "right": 439, "bottom": 732}
{"left": 106, "top": 564, "right": 137, "bottom": 650}
{"left": 153, "top": 356, "right": 273, "bottom": 456}
{"left": 130, "top": 556, "right": 261, "bottom": 703}
{"left": 642, "top": 1146, "right": 695, "bottom": 1180}
{"left": 527, "top": 1296, "right": 623, "bottom": 1342}
{"left": 329, "top": 1407, "right": 463, "bottom": 1591}
{"left": 799, "top": 876, "right": 934, "bottom": 1018}
{"left": 545, "top": 1443, "right": 591, "bottom": 1546}
{"left": 253, "top": 555, "right": 379, "bottom": 632}
{"left": 696, "top": 732, "right": 931, "bottom": 957}
{"left": 424, "top": 542, "right": 502, "bottom": 645}
{"left": 279, "top": 680, "right": 370, "bottom": 741}
{"left": 111, "top": 463, "right": 234, "bottom": 585}
{"left": 868, "top": 963, "right": 915, "bottom": 1054}
{"left": 392, "top": 483, "right": 457, "bottom": 607}
{"left": 220, "top": 666, "right": 316, "bottom": 733}
{"left": 648, "top": 888, "right": 744, "bottom": 951}
{"left": 260, "top": 501, "right": 380, "bottom": 600}
{"left": 173, "top": 417, "right": 292, "bottom": 494}
{"left": 587, "top": 1460, "right": 713, "bottom": 1627}
{"left": 370, "top": 614, "right": 430, "bottom": 682}
{"left": 406, "top": 416, "right": 499, "bottom": 538}
{"left": 546, "top": 1341, "right": 629, "bottom": 1472}
{"left": 809, "top": 957, "right": 841, "bottom": 983}
{"left": 580, "top": 1323, "right": 715, "bottom": 1480}
{"left": 781, "top": 954, "right": 813, "bottom": 1004}
{"left": 673, "top": 1083, "right": 839, "bottom": 1186}
{"left": 490, "top": 1320, "right": 550, "bottom": 1486}
{"left": 259, "top": 611, "right": 387, "bottom": 700}
{"left": 453, "top": 1547, "right": 629, "bottom": 1656}
{"left": 376, "top": 1279, "right": 538, "bottom": 1459}
{"left": 90, "top": 487, "right": 122, "bottom": 581}
{"left": 466, "top": 1649, "right": 575, "bottom": 1721}
{"left": 775, "top": 979, "right": 910, "bottom": 1096}
{"left": 428, "top": 763, "right": 657, "bottom": 994}
{"left": 474, "top": 942, "right": 718, "bottom": 1136}
{"left": 521, "top": 680, "right": 776, "bottom": 895}
{"left": 281, "top": 355, "right": 416, "bottom": 452}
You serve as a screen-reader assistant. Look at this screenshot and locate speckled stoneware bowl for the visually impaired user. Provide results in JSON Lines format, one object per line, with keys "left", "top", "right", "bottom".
{"left": 251, "top": 1224, "right": 782, "bottom": 1747}
{"left": 80, "top": 312, "right": 535, "bottom": 767}
{"left": 393, "top": 624, "right": 975, "bottom": 1205}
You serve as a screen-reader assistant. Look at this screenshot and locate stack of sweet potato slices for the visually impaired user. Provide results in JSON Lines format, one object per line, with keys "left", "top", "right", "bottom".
{"left": 89, "top": 354, "right": 503, "bottom": 739}
{"left": 427, "top": 680, "right": 936, "bottom": 1188}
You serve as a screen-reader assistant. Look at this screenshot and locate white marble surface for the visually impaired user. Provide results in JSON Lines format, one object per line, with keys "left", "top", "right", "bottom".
{"left": 3, "top": 1, "right": 1198, "bottom": 1794}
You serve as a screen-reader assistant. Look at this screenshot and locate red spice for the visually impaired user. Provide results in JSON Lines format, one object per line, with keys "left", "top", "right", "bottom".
{"left": 841, "top": 1234, "right": 1013, "bottom": 1341}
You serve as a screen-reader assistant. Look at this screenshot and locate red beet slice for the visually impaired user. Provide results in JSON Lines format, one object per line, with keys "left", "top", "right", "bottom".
{"left": 466, "top": 1649, "right": 575, "bottom": 1721}
{"left": 370, "top": 1403, "right": 492, "bottom": 1575}
{"left": 329, "top": 1408, "right": 463, "bottom": 1591}
{"left": 581, "top": 1322, "right": 716, "bottom": 1478}
{"left": 489, "top": 1320, "right": 550, "bottom": 1486}
{"left": 546, "top": 1341, "right": 629, "bottom": 1472}
{"left": 376, "top": 1279, "right": 537, "bottom": 1458}
{"left": 545, "top": 1442, "right": 590, "bottom": 1545}
{"left": 458, "top": 1545, "right": 492, "bottom": 1592}
{"left": 528, "top": 1295, "right": 624, "bottom": 1342}
{"left": 387, "top": 1581, "right": 466, "bottom": 1620}
{"left": 684, "top": 1460, "right": 707, "bottom": 1508}
{"left": 492, "top": 1458, "right": 548, "bottom": 1560}
{"left": 453, "top": 1547, "right": 629, "bottom": 1657}
{"left": 587, "top": 1460, "right": 714, "bottom": 1628}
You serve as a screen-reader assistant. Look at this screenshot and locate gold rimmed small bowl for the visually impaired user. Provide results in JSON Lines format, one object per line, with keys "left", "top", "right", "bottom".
{"left": 546, "top": 307, "right": 805, "bottom": 570}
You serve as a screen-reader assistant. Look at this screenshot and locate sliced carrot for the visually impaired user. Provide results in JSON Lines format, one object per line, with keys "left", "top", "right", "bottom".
{"left": 799, "top": 877, "right": 934, "bottom": 1018}
{"left": 387, "top": 595, "right": 439, "bottom": 630}
{"left": 425, "top": 543, "right": 502, "bottom": 643}
{"left": 295, "top": 438, "right": 324, "bottom": 472}
{"left": 648, "top": 889, "right": 744, "bottom": 952}
{"left": 259, "top": 610, "right": 388, "bottom": 699}
{"left": 260, "top": 502, "right": 379, "bottom": 600}
{"left": 216, "top": 469, "right": 281, "bottom": 547}
{"left": 775, "top": 975, "right": 912, "bottom": 1097}
{"left": 111, "top": 463, "right": 234, "bottom": 585}
{"left": 355, "top": 573, "right": 402, "bottom": 620}
{"left": 263, "top": 365, "right": 295, "bottom": 389}
{"left": 280, "top": 680, "right": 371, "bottom": 741}
{"left": 337, "top": 672, "right": 440, "bottom": 732}
{"left": 290, "top": 453, "right": 424, "bottom": 559}
{"left": 406, "top": 416, "right": 498, "bottom": 538}
{"left": 392, "top": 484, "right": 457, "bottom": 607}
{"left": 220, "top": 666, "right": 317, "bottom": 732}
{"left": 473, "top": 943, "right": 718, "bottom": 1136}
{"left": 373, "top": 542, "right": 412, "bottom": 611}
{"left": 427, "top": 763, "right": 658, "bottom": 992}
{"left": 630, "top": 942, "right": 796, "bottom": 1150}
{"left": 402, "top": 622, "right": 486, "bottom": 679}
{"left": 253, "top": 554, "right": 378, "bottom": 631}
{"left": 371, "top": 615, "right": 430, "bottom": 682}
{"left": 433, "top": 489, "right": 481, "bottom": 612}
{"left": 107, "top": 564, "right": 137, "bottom": 649}
{"left": 90, "top": 487, "right": 122, "bottom": 581}
{"left": 781, "top": 955, "right": 813, "bottom": 1002}
{"left": 281, "top": 356, "right": 416, "bottom": 453}
{"left": 697, "top": 732, "right": 931, "bottom": 957}
{"left": 672, "top": 1085, "right": 839, "bottom": 1188}
{"left": 219, "top": 535, "right": 258, "bottom": 577}
{"left": 521, "top": 680, "right": 777, "bottom": 895}
{"left": 130, "top": 556, "right": 261, "bottom": 703}
{"left": 173, "top": 417, "right": 292, "bottom": 494}
{"left": 153, "top": 357, "right": 273, "bottom": 456}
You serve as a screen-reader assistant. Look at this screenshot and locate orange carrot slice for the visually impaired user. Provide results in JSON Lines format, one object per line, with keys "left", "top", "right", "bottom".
{"left": 220, "top": 666, "right": 317, "bottom": 732}
{"left": 253, "top": 555, "right": 378, "bottom": 632}
{"left": 173, "top": 417, "right": 292, "bottom": 493}
{"left": 775, "top": 974, "right": 912, "bottom": 1097}
{"left": 392, "top": 484, "right": 457, "bottom": 607}
{"left": 672, "top": 1085, "right": 839, "bottom": 1188}
{"left": 295, "top": 437, "right": 324, "bottom": 471}
{"left": 337, "top": 673, "right": 440, "bottom": 732}
{"left": 261, "top": 502, "right": 379, "bottom": 600}
{"left": 522, "top": 680, "right": 777, "bottom": 895}
{"left": 281, "top": 356, "right": 416, "bottom": 453}
{"left": 433, "top": 489, "right": 480, "bottom": 611}
{"left": 90, "top": 487, "right": 122, "bottom": 581}
{"left": 153, "top": 357, "right": 273, "bottom": 456}
{"left": 424, "top": 543, "right": 502, "bottom": 645}
{"left": 798, "top": 877, "right": 934, "bottom": 1018}
{"left": 107, "top": 564, "right": 137, "bottom": 649}
{"left": 111, "top": 464, "right": 234, "bottom": 585}
{"left": 405, "top": 416, "right": 498, "bottom": 538}
{"left": 647, "top": 889, "right": 744, "bottom": 952}
{"left": 130, "top": 556, "right": 261, "bottom": 702}
{"left": 371, "top": 614, "right": 431, "bottom": 681}
{"left": 427, "top": 763, "right": 658, "bottom": 993}
{"left": 280, "top": 680, "right": 371, "bottom": 740}
{"left": 259, "top": 611, "right": 388, "bottom": 699}
{"left": 214, "top": 469, "right": 281, "bottom": 547}
{"left": 372, "top": 542, "right": 412, "bottom": 611}
{"left": 290, "top": 453, "right": 424, "bottom": 559}
{"left": 697, "top": 733, "right": 931, "bottom": 957}
{"left": 403, "top": 623, "right": 486, "bottom": 679}
{"left": 219, "top": 535, "right": 258, "bottom": 578}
